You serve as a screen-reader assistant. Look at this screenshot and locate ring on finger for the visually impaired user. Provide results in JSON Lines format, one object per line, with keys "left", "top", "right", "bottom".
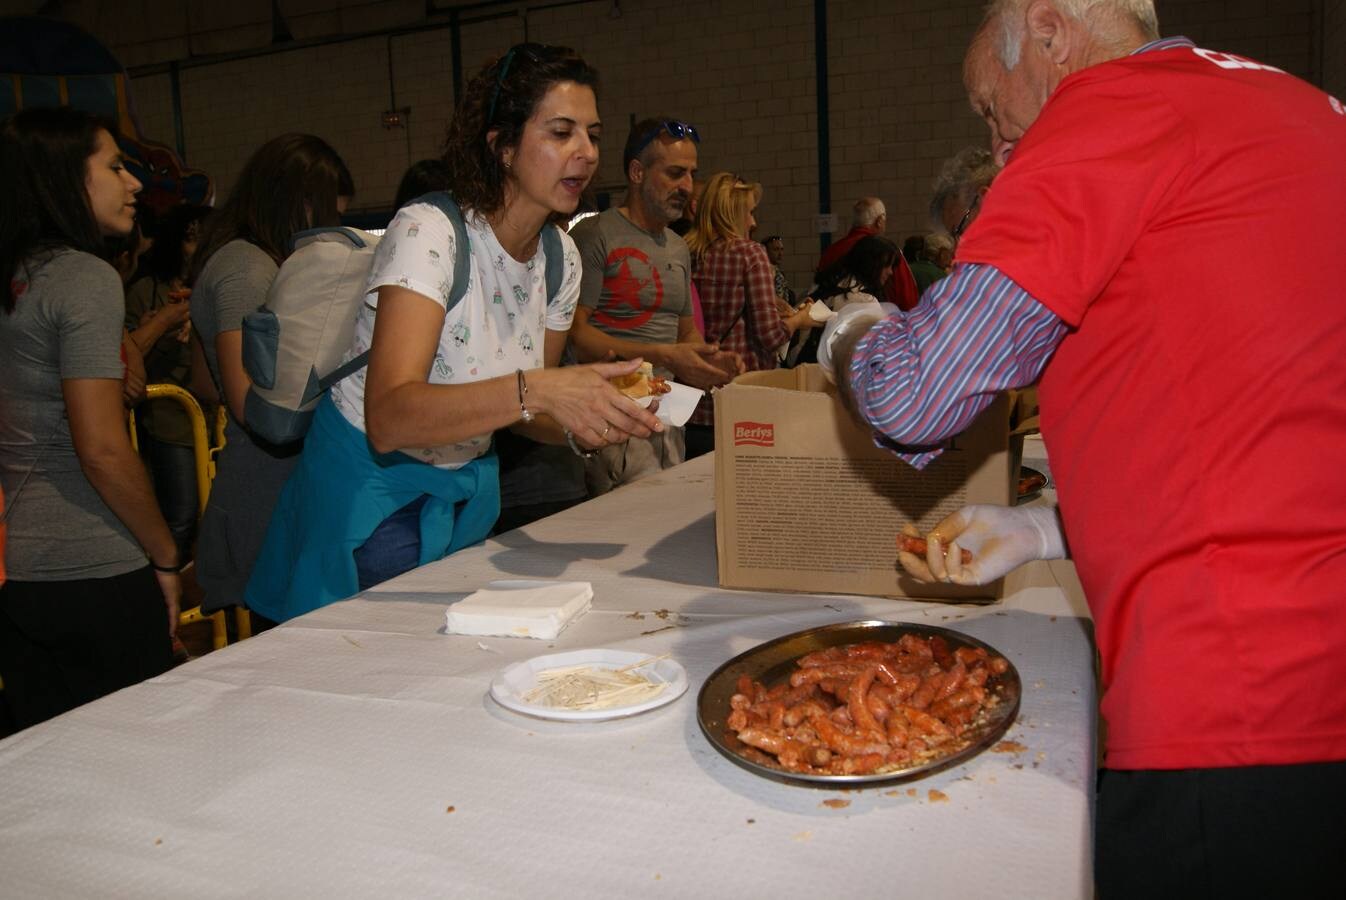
{"left": 601, "top": 423, "right": 612, "bottom": 439}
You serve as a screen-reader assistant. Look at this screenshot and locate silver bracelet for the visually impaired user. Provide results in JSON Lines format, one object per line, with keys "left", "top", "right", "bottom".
{"left": 516, "top": 368, "right": 535, "bottom": 424}
{"left": 563, "top": 428, "right": 594, "bottom": 458}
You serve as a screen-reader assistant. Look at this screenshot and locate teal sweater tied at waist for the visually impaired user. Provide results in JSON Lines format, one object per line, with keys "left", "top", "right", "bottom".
{"left": 244, "top": 396, "right": 500, "bottom": 623}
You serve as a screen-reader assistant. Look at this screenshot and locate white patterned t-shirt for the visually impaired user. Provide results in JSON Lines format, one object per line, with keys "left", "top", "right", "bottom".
{"left": 329, "top": 201, "right": 581, "bottom": 468}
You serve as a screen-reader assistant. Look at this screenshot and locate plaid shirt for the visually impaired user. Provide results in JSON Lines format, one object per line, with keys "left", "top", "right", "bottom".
{"left": 691, "top": 238, "right": 788, "bottom": 425}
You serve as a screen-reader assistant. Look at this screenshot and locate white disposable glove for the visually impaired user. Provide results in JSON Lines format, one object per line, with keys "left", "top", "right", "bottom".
{"left": 815, "top": 300, "right": 898, "bottom": 382}
{"left": 899, "top": 504, "right": 1067, "bottom": 586}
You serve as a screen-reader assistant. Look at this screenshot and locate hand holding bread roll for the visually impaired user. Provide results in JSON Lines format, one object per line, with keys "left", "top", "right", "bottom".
{"left": 522, "top": 359, "right": 663, "bottom": 450}
{"left": 610, "top": 361, "right": 671, "bottom": 400}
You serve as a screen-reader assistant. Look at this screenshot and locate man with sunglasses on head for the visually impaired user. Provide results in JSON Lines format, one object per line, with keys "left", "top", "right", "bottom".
{"left": 816, "top": 197, "right": 920, "bottom": 311}
{"left": 569, "top": 117, "right": 739, "bottom": 496}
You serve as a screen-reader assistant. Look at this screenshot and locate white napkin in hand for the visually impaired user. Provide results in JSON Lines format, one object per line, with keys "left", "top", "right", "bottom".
{"left": 445, "top": 580, "right": 593, "bottom": 640}
{"left": 650, "top": 380, "right": 702, "bottom": 427}
{"left": 809, "top": 301, "right": 837, "bottom": 323}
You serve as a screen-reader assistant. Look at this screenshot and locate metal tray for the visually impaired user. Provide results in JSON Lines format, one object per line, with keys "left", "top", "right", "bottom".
{"left": 697, "top": 620, "right": 1021, "bottom": 787}
{"left": 1017, "top": 465, "right": 1048, "bottom": 504}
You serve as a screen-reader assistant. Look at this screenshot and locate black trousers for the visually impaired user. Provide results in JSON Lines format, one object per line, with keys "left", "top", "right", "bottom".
{"left": 1096, "top": 762, "right": 1346, "bottom": 899}
{"left": 683, "top": 423, "right": 715, "bottom": 460}
{"left": 0, "top": 567, "right": 175, "bottom": 730}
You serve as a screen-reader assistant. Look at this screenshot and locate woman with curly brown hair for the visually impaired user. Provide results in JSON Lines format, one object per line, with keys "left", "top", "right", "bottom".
{"left": 244, "top": 43, "right": 661, "bottom": 622}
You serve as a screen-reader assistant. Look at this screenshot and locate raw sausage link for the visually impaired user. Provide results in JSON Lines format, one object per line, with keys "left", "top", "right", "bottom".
{"left": 725, "top": 635, "right": 1012, "bottom": 775}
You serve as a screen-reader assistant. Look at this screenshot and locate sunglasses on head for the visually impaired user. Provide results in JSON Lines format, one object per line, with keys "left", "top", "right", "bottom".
{"left": 487, "top": 43, "right": 566, "bottom": 124}
{"left": 631, "top": 120, "right": 701, "bottom": 158}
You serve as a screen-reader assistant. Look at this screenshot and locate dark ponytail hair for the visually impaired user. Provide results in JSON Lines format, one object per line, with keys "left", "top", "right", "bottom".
{"left": 441, "top": 43, "right": 598, "bottom": 217}
{"left": 393, "top": 158, "right": 452, "bottom": 211}
{"left": 815, "top": 235, "right": 899, "bottom": 302}
{"left": 0, "top": 107, "right": 111, "bottom": 313}
{"left": 190, "top": 133, "right": 353, "bottom": 285}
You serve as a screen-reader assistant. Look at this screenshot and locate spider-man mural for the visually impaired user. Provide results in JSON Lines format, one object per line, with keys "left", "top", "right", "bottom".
{"left": 1, "top": 16, "right": 212, "bottom": 215}
{"left": 122, "top": 140, "right": 212, "bottom": 216}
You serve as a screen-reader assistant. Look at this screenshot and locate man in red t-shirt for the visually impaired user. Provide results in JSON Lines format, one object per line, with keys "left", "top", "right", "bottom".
{"left": 816, "top": 197, "right": 920, "bottom": 310}
{"left": 824, "top": 0, "right": 1346, "bottom": 894}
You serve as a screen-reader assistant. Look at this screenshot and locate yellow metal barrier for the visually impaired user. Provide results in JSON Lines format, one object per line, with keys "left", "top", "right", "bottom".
{"left": 130, "top": 385, "right": 243, "bottom": 650}
{"left": 211, "top": 405, "right": 227, "bottom": 469}
{"left": 142, "top": 384, "right": 213, "bottom": 518}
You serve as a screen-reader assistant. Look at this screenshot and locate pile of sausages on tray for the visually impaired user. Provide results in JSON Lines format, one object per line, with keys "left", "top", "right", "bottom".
{"left": 727, "top": 634, "right": 1010, "bottom": 776}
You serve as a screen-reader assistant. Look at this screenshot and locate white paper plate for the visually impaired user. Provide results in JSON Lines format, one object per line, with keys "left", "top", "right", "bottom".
{"left": 490, "top": 649, "right": 688, "bottom": 722}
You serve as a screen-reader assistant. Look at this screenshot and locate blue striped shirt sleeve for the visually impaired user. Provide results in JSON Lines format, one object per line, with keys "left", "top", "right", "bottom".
{"left": 847, "top": 262, "right": 1067, "bottom": 469}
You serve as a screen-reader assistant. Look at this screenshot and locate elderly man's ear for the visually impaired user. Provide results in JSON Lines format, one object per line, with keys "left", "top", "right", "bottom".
{"left": 1026, "top": 0, "right": 1072, "bottom": 65}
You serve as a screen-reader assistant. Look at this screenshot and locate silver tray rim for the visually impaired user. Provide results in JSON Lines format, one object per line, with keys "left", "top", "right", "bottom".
{"left": 696, "top": 619, "right": 1021, "bottom": 788}
{"left": 1017, "top": 465, "right": 1048, "bottom": 504}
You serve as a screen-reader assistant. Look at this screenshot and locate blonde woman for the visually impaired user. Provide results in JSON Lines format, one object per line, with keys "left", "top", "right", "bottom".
{"left": 683, "top": 173, "right": 812, "bottom": 456}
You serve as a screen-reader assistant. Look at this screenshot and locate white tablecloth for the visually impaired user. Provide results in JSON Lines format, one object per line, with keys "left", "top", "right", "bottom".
{"left": 0, "top": 452, "right": 1096, "bottom": 899}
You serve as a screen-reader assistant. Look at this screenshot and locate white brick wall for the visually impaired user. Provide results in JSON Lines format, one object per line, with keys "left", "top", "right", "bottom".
{"left": 1161, "top": 0, "right": 1317, "bottom": 77}
{"left": 94, "top": 0, "right": 1327, "bottom": 288}
{"left": 128, "top": 71, "right": 176, "bottom": 146}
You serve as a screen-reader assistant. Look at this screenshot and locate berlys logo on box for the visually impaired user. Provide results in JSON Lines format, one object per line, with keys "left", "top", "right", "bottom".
{"left": 734, "top": 421, "right": 774, "bottom": 447}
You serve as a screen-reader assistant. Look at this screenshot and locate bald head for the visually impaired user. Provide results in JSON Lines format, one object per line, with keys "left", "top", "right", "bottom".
{"left": 853, "top": 197, "right": 887, "bottom": 230}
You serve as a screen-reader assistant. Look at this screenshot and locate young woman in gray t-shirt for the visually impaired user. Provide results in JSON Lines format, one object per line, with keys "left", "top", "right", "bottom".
{"left": 0, "top": 108, "right": 179, "bottom": 729}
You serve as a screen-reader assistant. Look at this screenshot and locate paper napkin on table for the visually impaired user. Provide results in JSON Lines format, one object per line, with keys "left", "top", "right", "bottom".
{"left": 445, "top": 580, "right": 593, "bottom": 640}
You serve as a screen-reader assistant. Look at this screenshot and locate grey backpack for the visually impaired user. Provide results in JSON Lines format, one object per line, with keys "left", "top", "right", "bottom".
{"left": 240, "top": 192, "right": 564, "bottom": 444}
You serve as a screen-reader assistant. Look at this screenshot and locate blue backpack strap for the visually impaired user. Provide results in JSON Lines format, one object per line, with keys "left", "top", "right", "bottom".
{"left": 540, "top": 223, "right": 564, "bottom": 302}
{"left": 321, "top": 193, "right": 472, "bottom": 393}
{"left": 413, "top": 192, "right": 556, "bottom": 303}
{"left": 317, "top": 349, "right": 370, "bottom": 393}
{"left": 415, "top": 190, "right": 473, "bottom": 309}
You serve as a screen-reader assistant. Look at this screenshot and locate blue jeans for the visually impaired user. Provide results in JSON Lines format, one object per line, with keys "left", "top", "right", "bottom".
{"left": 352, "top": 494, "right": 429, "bottom": 591}
{"left": 141, "top": 434, "right": 199, "bottom": 564}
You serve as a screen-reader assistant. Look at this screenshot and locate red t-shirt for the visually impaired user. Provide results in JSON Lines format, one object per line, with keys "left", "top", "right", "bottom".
{"left": 959, "top": 47, "right": 1346, "bottom": 770}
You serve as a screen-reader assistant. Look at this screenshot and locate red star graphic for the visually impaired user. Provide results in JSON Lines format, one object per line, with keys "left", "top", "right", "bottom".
{"left": 593, "top": 247, "right": 663, "bottom": 330}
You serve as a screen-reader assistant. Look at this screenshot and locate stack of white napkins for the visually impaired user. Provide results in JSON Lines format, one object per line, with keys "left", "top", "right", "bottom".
{"left": 444, "top": 580, "right": 593, "bottom": 640}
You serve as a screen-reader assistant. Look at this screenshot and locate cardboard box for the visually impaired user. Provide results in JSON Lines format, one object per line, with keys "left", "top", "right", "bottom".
{"left": 713, "top": 365, "right": 1013, "bottom": 602}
